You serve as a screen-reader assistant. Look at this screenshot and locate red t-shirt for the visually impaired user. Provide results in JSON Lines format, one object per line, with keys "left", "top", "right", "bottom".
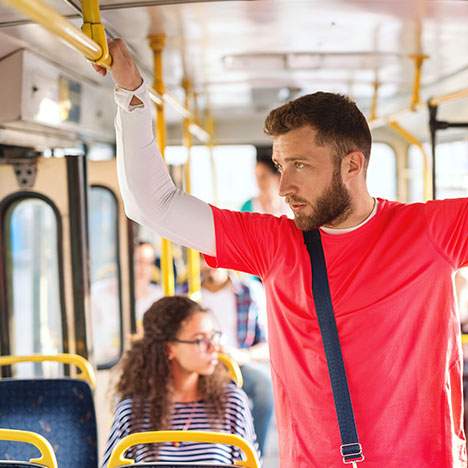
{"left": 205, "top": 198, "right": 468, "bottom": 468}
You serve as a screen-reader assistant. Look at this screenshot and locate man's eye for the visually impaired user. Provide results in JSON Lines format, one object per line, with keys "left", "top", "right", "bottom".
{"left": 275, "top": 164, "right": 283, "bottom": 173}
{"left": 294, "top": 162, "right": 304, "bottom": 169}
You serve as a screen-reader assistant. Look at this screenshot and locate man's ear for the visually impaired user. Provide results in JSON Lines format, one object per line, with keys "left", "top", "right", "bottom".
{"left": 342, "top": 151, "right": 367, "bottom": 181}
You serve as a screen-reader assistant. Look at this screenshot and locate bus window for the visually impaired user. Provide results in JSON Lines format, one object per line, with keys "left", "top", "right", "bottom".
{"left": 5, "top": 197, "right": 64, "bottom": 377}
{"left": 407, "top": 145, "right": 426, "bottom": 203}
{"left": 434, "top": 140, "right": 468, "bottom": 199}
{"left": 89, "top": 186, "right": 123, "bottom": 368}
{"left": 367, "top": 143, "right": 397, "bottom": 200}
{"left": 211, "top": 145, "right": 257, "bottom": 209}
{"left": 166, "top": 145, "right": 257, "bottom": 209}
{"left": 433, "top": 142, "right": 468, "bottom": 332}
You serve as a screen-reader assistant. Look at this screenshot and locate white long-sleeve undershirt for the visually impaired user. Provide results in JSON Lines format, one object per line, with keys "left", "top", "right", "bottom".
{"left": 114, "top": 81, "right": 216, "bottom": 256}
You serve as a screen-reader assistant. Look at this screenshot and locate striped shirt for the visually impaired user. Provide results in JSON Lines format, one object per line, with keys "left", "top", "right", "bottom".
{"left": 102, "top": 383, "right": 259, "bottom": 467}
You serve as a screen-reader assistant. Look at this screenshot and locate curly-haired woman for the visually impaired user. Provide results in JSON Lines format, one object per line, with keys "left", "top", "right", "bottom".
{"left": 102, "top": 295, "right": 258, "bottom": 466}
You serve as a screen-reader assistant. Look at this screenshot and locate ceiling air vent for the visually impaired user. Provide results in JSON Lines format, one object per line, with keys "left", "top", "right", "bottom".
{"left": 0, "top": 49, "right": 115, "bottom": 147}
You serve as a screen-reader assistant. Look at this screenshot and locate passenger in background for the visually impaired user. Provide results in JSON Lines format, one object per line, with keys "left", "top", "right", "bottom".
{"left": 200, "top": 261, "right": 273, "bottom": 456}
{"left": 241, "top": 154, "right": 290, "bottom": 217}
{"left": 134, "top": 241, "right": 162, "bottom": 325}
{"left": 102, "top": 296, "right": 258, "bottom": 467}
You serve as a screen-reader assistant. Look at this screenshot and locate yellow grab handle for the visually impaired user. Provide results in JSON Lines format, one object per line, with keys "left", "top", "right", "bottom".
{"left": 218, "top": 353, "right": 243, "bottom": 388}
{"left": 1, "top": 0, "right": 104, "bottom": 64}
{"left": 462, "top": 334, "right": 468, "bottom": 345}
{"left": 107, "top": 430, "right": 259, "bottom": 468}
{"left": 0, "top": 354, "right": 96, "bottom": 390}
{"left": 0, "top": 428, "right": 58, "bottom": 468}
{"left": 80, "top": 0, "right": 112, "bottom": 67}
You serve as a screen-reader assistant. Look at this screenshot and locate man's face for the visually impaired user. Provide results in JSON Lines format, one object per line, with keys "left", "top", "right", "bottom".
{"left": 272, "top": 125, "right": 352, "bottom": 230}
{"left": 135, "top": 244, "right": 155, "bottom": 283}
{"left": 200, "top": 260, "right": 229, "bottom": 285}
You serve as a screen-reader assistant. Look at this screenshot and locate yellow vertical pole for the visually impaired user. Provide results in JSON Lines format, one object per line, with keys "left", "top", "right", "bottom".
{"left": 369, "top": 80, "right": 380, "bottom": 122}
{"left": 409, "top": 53, "right": 427, "bottom": 111}
{"left": 80, "top": 0, "right": 112, "bottom": 67}
{"left": 182, "top": 78, "right": 201, "bottom": 299}
{"left": 149, "top": 34, "right": 174, "bottom": 296}
{"left": 388, "top": 120, "right": 432, "bottom": 201}
{"left": 204, "top": 107, "right": 219, "bottom": 204}
{"left": 422, "top": 145, "right": 432, "bottom": 201}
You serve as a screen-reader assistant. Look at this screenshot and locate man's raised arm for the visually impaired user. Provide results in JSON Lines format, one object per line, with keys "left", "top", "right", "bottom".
{"left": 94, "top": 39, "right": 216, "bottom": 256}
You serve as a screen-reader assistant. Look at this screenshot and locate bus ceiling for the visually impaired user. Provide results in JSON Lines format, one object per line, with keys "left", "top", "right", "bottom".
{"left": 2, "top": 1, "right": 468, "bottom": 144}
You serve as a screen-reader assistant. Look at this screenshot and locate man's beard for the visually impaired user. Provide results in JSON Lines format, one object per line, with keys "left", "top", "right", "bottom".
{"left": 290, "top": 167, "right": 352, "bottom": 231}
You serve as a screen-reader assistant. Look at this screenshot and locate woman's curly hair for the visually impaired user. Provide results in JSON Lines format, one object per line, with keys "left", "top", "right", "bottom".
{"left": 116, "top": 295, "right": 229, "bottom": 435}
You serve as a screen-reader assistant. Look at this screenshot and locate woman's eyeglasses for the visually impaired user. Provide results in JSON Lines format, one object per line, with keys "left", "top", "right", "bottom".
{"left": 173, "top": 331, "right": 222, "bottom": 352}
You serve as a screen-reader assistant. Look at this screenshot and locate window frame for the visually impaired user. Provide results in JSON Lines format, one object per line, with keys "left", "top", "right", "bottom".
{"left": 367, "top": 141, "right": 398, "bottom": 201}
{"left": 89, "top": 184, "right": 124, "bottom": 370}
{"left": 0, "top": 192, "right": 69, "bottom": 375}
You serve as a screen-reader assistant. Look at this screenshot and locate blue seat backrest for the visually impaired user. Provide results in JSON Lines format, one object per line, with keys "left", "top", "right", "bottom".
{"left": 0, "top": 463, "right": 42, "bottom": 467}
{"left": 0, "top": 379, "right": 97, "bottom": 468}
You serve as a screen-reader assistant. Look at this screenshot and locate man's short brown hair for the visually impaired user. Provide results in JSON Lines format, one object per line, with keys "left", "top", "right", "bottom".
{"left": 264, "top": 92, "right": 372, "bottom": 165}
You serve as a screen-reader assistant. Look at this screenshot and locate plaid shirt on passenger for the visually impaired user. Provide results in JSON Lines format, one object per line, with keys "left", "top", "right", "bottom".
{"left": 231, "top": 278, "right": 266, "bottom": 349}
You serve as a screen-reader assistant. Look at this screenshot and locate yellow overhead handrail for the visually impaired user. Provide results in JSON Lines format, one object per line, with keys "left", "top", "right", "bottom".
{"left": 80, "top": 0, "right": 111, "bottom": 67}
{"left": 0, "top": 353, "right": 96, "bottom": 390}
{"left": 2, "top": 0, "right": 109, "bottom": 68}
{"left": 371, "top": 83, "right": 468, "bottom": 129}
{"left": 107, "top": 430, "right": 259, "bottom": 468}
{"left": 429, "top": 87, "right": 468, "bottom": 107}
{"left": 369, "top": 49, "right": 428, "bottom": 129}
{"left": 218, "top": 353, "right": 243, "bottom": 388}
{"left": 0, "top": 428, "right": 58, "bottom": 468}
{"left": 388, "top": 120, "right": 432, "bottom": 201}
{"left": 2, "top": 0, "right": 209, "bottom": 141}
{"left": 370, "top": 55, "right": 468, "bottom": 128}
{"left": 148, "top": 90, "right": 210, "bottom": 142}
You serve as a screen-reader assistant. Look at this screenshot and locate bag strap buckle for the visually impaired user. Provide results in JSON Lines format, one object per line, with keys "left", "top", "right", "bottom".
{"left": 341, "top": 443, "right": 364, "bottom": 466}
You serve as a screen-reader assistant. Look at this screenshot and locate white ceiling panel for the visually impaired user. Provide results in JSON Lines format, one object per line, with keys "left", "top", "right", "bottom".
{"left": 1, "top": 0, "right": 468, "bottom": 127}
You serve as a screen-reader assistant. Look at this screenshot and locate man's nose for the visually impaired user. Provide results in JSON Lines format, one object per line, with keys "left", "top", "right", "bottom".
{"left": 278, "top": 172, "right": 294, "bottom": 198}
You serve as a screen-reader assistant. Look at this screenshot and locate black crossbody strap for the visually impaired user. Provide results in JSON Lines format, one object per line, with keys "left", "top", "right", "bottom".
{"left": 303, "top": 229, "right": 364, "bottom": 466}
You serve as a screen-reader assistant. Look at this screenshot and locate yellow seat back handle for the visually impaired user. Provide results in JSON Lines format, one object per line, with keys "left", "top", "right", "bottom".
{"left": 218, "top": 353, "right": 243, "bottom": 388}
{"left": 0, "top": 428, "right": 58, "bottom": 468}
{"left": 107, "top": 430, "right": 259, "bottom": 468}
{"left": 0, "top": 354, "right": 96, "bottom": 390}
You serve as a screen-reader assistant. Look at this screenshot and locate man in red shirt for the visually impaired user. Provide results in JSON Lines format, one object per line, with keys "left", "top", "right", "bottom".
{"left": 96, "top": 40, "right": 468, "bottom": 467}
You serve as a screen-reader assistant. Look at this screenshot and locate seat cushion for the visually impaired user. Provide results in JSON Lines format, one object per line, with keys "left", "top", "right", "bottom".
{"left": 0, "top": 379, "right": 97, "bottom": 468}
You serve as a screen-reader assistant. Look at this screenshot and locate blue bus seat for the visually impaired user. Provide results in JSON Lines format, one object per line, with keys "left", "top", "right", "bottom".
{"left": 0, "top": 463, "right": 43, "bottom": 467}
{"left": 0, "top": 379, "right": 98, "bottom": 468}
